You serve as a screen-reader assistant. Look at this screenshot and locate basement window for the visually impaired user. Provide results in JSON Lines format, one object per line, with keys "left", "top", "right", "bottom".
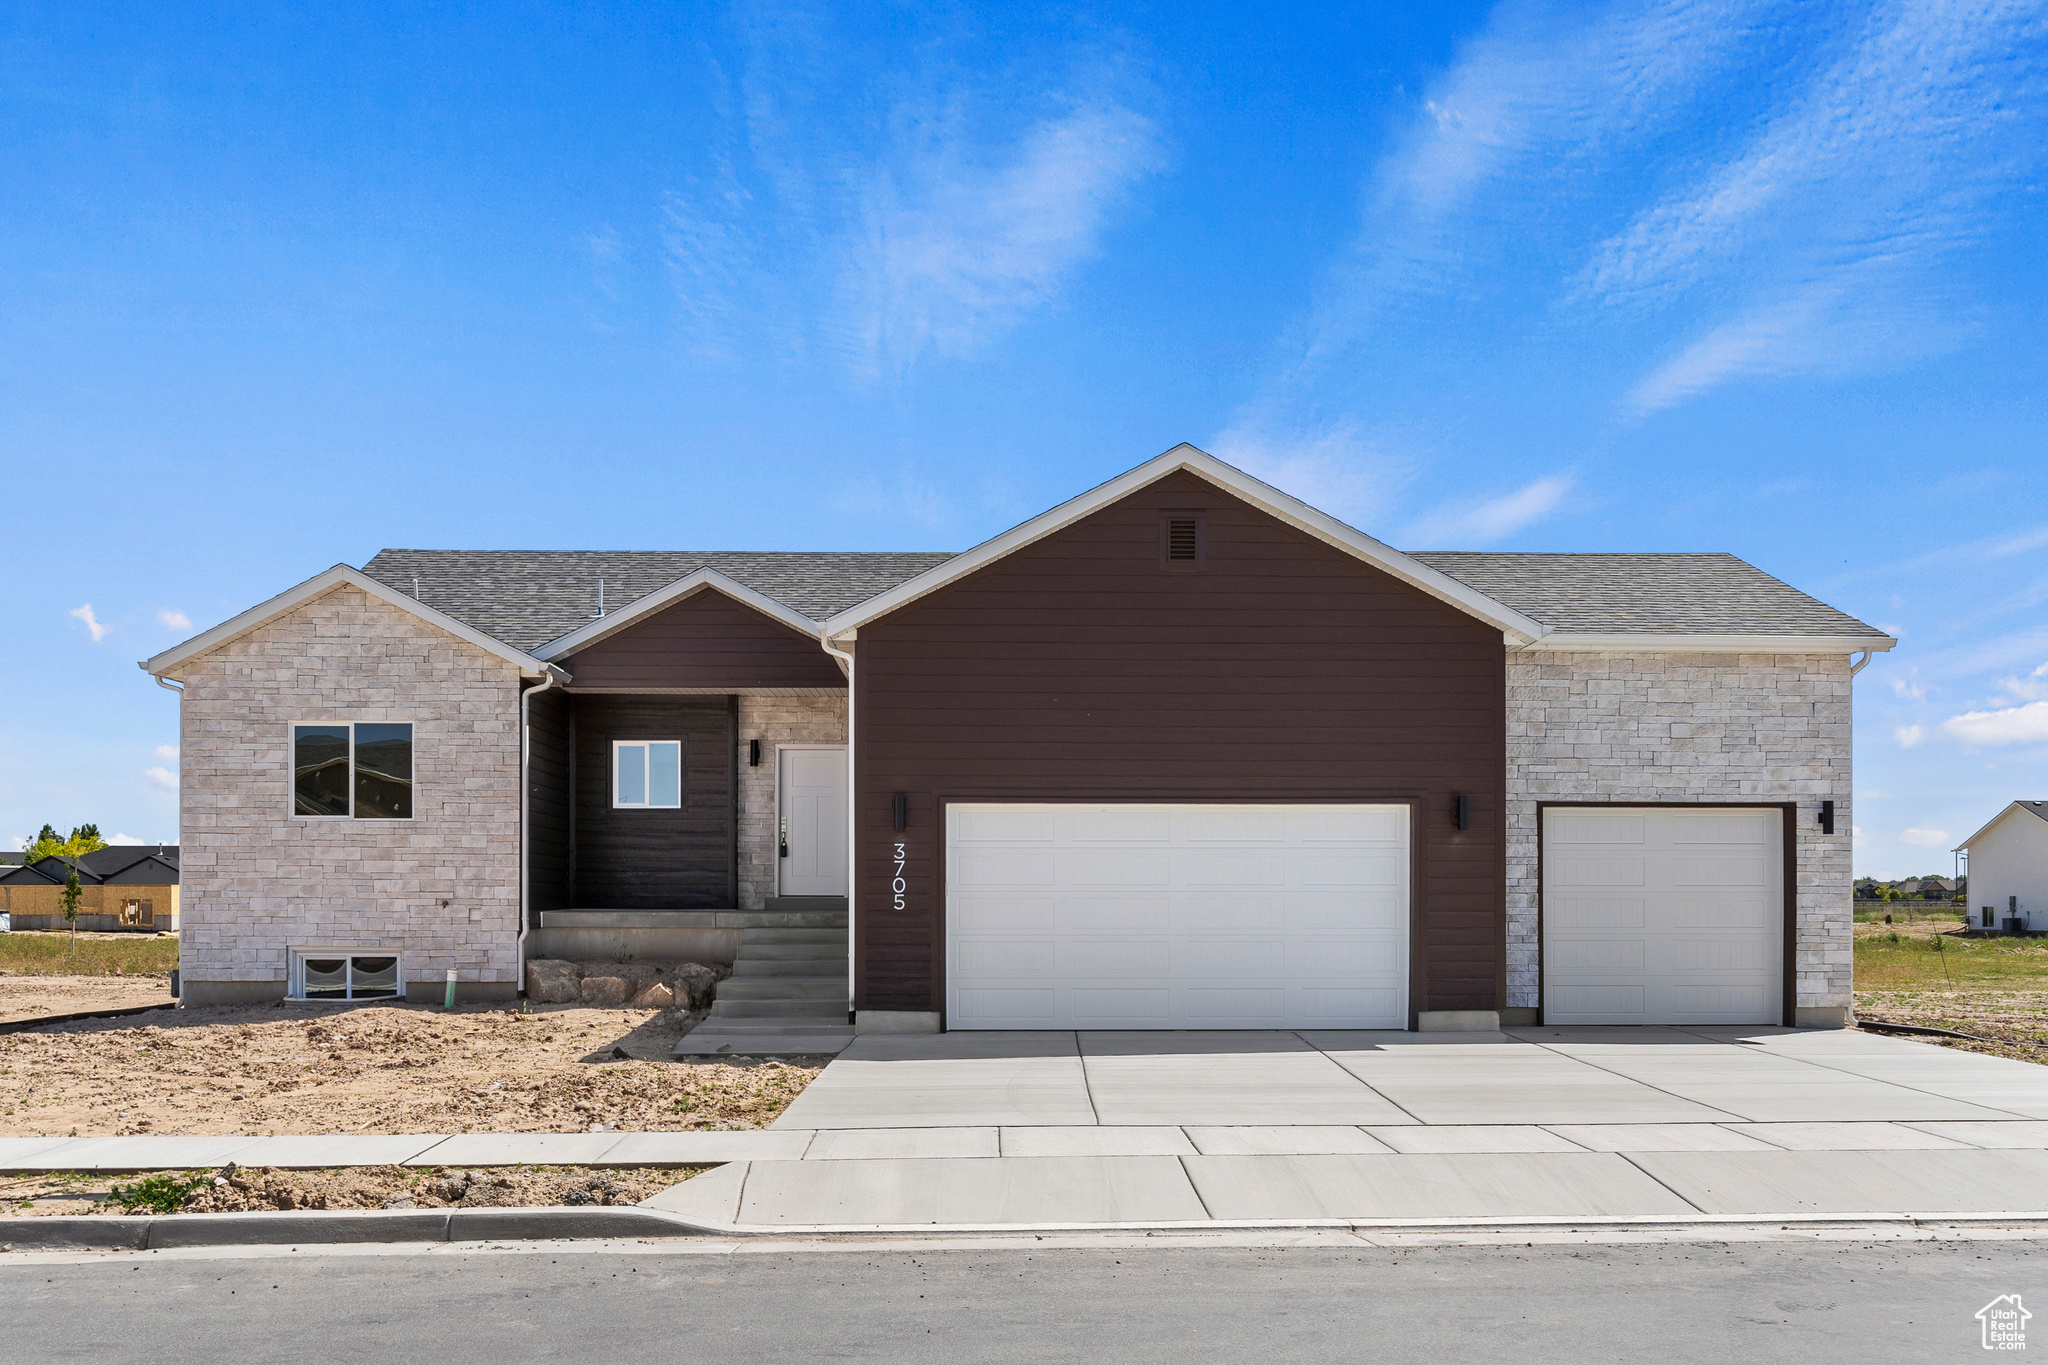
{"left": 614, "top": 740, "right": 683, "bottom": 809}
{"left": 290, "top": 951, "right": 403, "bottom": 1000}
{"left": 292, "top": 723, "right": 414, "bottom": 819}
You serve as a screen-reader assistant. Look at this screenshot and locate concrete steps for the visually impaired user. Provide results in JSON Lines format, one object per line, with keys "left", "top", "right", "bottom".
{"left": 674, "top": 896, "right": 850, "bottom": 1059}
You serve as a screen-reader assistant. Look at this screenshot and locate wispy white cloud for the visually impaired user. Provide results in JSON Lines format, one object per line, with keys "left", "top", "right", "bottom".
{"left": 1943, "top": 699, "right": 2048, "bottom": 747}
{"left": 1207, "top": 421, "right": 1416, "bottom": 530}
{"left": 69, "top": 604, "right": 107, "bottom": 642}
{"left": 1405, "top": 474, "right": 1575, "bottom": 546}
{"left": 153, "top": 744, "right": 180, "bottom": 763}
{"left": 144, "top": 766, "right": 178, "bottom": 792}
{"left": 1999, "top": 662, "right": 2048, "bottom": 702}
{"left": 1891, "top": 674, "right": 1927, "bottom": 701}
{"left": 157, "top": 609, "right": 190, "bottom": 631}
{"left": 1598, "top": 0, "right": 2048, "bottom": 413}
{"left": 109, "top": 832, "right": 147, "bottom": 844}
{"left": 660, "top": 17, "right": 1162, "bottom": 381}
{"left": 1894, "top": 723, "right": 1925, "bottom": 748}
{"left": 1900, "top": 826, "right": 1951, "bottom": 848}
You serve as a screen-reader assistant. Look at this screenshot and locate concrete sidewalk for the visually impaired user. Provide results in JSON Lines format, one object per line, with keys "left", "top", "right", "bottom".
{"left": 8, "top": 1026, "right": 2048, "bottom": 1234}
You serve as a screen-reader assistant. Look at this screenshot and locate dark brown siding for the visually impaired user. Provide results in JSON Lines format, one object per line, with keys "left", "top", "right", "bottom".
{"left": 526, "top": 685, "right": 573, "bottom": 918}
{"left": 563, "top": 590, "right": 845, "bottom": 690}
{"left": 853, "top": 470, "right": 1507, "bottom": 1019}
{"left": 572, "top": 695, "right": 736, "bottom": 908}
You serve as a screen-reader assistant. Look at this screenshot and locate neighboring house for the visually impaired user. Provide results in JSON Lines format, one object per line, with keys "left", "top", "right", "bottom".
{"left": 0, "top": 846, "right": 180, "bottom": 932}
{"left": 141, "top": 445, "right": 1892, "bottom": 1028}
{"left": 1955, "top": 802, "right": 2048, "bottom": 931}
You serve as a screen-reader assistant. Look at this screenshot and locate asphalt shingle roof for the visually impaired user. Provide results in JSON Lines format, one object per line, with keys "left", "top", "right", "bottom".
{"left": 357, "top": 547, "right": 1880, "bottom": 655}
{"left": 1406, "top": 552, "right": 1884, "bottom": 638}
{"left": 360, "top": 550, "right": 957, "bottom": 653}
{"left": 0, "top": 847, "right": 178, "bottom": 885}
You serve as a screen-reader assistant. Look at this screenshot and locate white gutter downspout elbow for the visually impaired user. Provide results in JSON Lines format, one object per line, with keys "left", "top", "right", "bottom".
{"left": 517, "top": 666, "right": 566, "bottom": 999}
{"left": 820, "top": 634, "right": 856, "bottom": 1024}
{"left": 1850, "top": 649, "right": 1873, "bottom": 676}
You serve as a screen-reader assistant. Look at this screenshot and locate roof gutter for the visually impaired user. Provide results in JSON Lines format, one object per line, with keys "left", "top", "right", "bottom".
{"left": 819, "top": 633, "right": 857, "bottom": 1024}
{"left": 516, "top": 664, "right": 569, "bottom": 999}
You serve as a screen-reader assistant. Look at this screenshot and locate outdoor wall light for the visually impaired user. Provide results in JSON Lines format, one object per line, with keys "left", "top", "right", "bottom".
{"left": 893, "top": 793, "right": 908, "bottom": 832}
{"left": 1454, "top": 794, "right": 1470, "bottom": 831}
{"left": 1819, "top": 800, "right": 1835, "bottom": 834}
{"left": 749, "top": 739, "right": 761, "bottom": 767}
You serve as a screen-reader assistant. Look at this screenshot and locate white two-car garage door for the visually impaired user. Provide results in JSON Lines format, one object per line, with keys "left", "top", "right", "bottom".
{"left": 1542, "top": 806, "right": 1785, "bottom": 1025}
{"left": 945, "top": 803, "right": 1409, "bottom": 1030}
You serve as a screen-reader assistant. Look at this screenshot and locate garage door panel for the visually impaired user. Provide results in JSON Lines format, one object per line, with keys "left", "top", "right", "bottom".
{"left": 1548, "top": 898, "right": 1646, "bottom": 929}
{"left": 1544, "top": 806, "right": 1782, "bottom": 1026}
{"left": 949, "top": 803, "right": 1409, "bottom": 1030}
{"left": 953, "top": 894, "right": 1056, "bottom": 931}
{"left": 954, "top": 848, "right": 1056, "bottom": 886}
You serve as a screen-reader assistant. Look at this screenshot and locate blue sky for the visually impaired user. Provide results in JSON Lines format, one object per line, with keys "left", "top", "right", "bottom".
{"left": 3, "top": 0, "right": 2045, "bottom": 877}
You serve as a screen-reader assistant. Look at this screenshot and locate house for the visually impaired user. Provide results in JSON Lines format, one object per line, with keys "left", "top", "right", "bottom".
{"left": 1955, "top": 802, "right": 2048, "bottom": 931}
{"left": 140, "top": 445, "right": 1892, "bottom": 1033}
{"left": 0, "top": 846, "right": 180, "bottom": 932}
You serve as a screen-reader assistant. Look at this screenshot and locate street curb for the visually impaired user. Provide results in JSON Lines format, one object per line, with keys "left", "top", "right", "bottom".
{"left": 7, "top": 1206, "right": 2048, "bottom": 1252}
{"left": 0, "top": 1206, "right": 724, "bottom": 1251}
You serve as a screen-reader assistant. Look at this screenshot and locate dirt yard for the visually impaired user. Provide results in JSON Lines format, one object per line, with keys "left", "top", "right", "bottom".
{"left": 0, "top": 976, "right": 173, "bottom": 1026}
{"left": 0, "top": 1163, "right": 701, "bottom": 1218}
{"left": 0, "top": 931, "right": 177, "bottom": 1024}
{"left": 0, "top": 997, "right": 819, "bottom": 1137}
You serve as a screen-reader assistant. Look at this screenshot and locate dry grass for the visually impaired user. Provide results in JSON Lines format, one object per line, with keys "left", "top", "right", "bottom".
{"left": 0, "top": 931, "right": 177, "bottom": 977}
{"left": 0, "top": 999, "right": 819, "bottom": 1136}
{"left": 1853, "top": 919, "right": 2048, "bottom": 1063}
{"left": 0, "top": 1163, "right": 701, "bottom": 1218}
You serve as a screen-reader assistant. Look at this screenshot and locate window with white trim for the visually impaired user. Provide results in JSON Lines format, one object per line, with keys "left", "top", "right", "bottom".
{"left": 293, "top": 723, "right": 414, "bottom": 818}
{"left": 614, "top": 740, "right": 682, "bottom": 809}
{"left": 290, "top": 951, "right": 403, "bottom": 1000}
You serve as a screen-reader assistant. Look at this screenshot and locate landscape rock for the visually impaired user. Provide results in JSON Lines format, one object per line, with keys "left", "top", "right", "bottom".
{"left": 629, "top": 982, "right": 676, "bottom": 1008}
{"left": 525, "top": 959, "right": 582, "bottom": 1004}
{"left": 673, "top": 963, "right": 720, "bottom": 1009}
{"left": 577, "top": 975, "right": 632, "bottom": 1007}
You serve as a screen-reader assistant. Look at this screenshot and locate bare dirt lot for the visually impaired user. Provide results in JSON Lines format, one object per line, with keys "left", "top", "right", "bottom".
{"left": 0, "top": 975, "right": 173, "bottom": 1025}
{"left": 0, "top": 996, "right": 819, "bottom": 1137}
{"left": 1, "top": 1162, "right": 701, "bottom": 1217}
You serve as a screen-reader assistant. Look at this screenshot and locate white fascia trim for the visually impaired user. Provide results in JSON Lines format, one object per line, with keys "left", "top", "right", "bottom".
{"left": 1954, "top": 801, "right": 2048, "bottom": 852}
{"left": 818, "top": 443, "right": 1552, "bottom": 645}
{"left": 140, "top": 565, "right": 559, "bottom": 681}
{"left": 1518, "top": 633, "right": 1899, "bottom": 654}
{"left": 534, "top": 567, "right": 826, "bottom": 661}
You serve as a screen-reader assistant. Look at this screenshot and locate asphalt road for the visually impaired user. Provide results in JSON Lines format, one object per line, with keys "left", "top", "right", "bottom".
{"left": 5, "top": 1237, "right": 2041, "bottom": 1362}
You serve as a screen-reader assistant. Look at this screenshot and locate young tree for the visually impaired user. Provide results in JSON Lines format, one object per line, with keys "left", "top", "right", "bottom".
{"left": 22, "top": 824, "right": 63, "bottom": 864}
{"left": 59, "top": 865, "right": 83, "bottom": 949}
{"left": 67, "top": 824, "right": 106, "bottom": 854}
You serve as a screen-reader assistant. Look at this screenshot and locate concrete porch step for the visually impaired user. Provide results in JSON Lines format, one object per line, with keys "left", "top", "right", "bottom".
{"left": 740, "top": 939, "right": 847, "bottom": 960}
{"left": 731, "top": 956, "right": 845, "bottom": 977}
{"left": 673, "top": 1024, "right": 853, "bottom": 1059}
{"left": 707, "top": 999, "right": 851, "bottom": 1019}
{"left": 738, "top": 926, "right": 848, "bottom": 946}
{"left": 717, "top": 978, "right": 847, "bottom": 1002}
{"left": 763, "top": 896, "right": 847, "bottom": 912}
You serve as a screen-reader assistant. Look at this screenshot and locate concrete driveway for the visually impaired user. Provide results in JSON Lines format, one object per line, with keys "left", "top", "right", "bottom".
{"left": 638, "top": 1025, "right": 2048, "bottom": 1229}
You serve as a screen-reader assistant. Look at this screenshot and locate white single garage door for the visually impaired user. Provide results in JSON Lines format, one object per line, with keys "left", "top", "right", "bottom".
{"left": 946, "top": 803, "right": 1409, "bottom": 1030}
{"left": 1542, "top": 806, "right": 1784, "bottom": 1025}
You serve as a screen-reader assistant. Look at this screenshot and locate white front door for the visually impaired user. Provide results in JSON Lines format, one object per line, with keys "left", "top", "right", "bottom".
{"left": 778, "top": 747, "right": 847, "bottom": 897}
{"left": 1542, "top": 806, "right": 1784, "bottom": 1025}
{"left": 946, "top": 802, "right": 1410, "bottom": 1030}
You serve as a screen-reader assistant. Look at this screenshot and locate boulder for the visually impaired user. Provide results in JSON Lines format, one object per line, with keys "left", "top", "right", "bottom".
{"left": 525, "top": 959, "right": 583, "bottom": 1004}
{"left": 577, "top": 975, "right": 632, "bottom": 1007}
{"left": 673, "top": 962, "right": 720, "bottom": 1010}
{"left": 629, "top": 982, "right": 676, "bottom": 1009}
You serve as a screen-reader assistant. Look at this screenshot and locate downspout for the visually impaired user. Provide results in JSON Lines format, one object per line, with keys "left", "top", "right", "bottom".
{"left": 820, "top": 634, "right": 856, "bottom": 1024}
{"left": 1850, "top": 649, "right": 1873, "bottom": 676}
{"left": 517, "top": 666, "right": 565, "bottom": 999}
{"left": 150, "top": 671, "right": 184, "bottom": 1001}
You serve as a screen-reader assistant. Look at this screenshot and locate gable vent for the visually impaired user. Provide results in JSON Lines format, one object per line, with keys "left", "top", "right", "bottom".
{"left": 1167, "top": 518, "right": 1200, "bottom": 560}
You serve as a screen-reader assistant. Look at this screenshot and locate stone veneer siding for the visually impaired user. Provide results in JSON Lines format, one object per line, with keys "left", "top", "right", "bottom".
{"left": 1505, "top": 651, "right": 1854, "bottom": 1022}
{"left": 178, "top": 584, "right": 526, "bottom": 1000}
{"left": 735, "top": 693, "right": 848, "bottom": 909}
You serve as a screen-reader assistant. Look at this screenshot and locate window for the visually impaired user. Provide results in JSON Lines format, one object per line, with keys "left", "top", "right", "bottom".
{"left": 291, "top": 951, "right": 403, "bottom": 1000}
{"left": 614, "top": 740, "right": 683, "bottom": 808}
{"left": 293, "top": 723, "right": 414, "bottom": 819}
{"left": 119, "top": 899, "right": 154, "bottom": 928}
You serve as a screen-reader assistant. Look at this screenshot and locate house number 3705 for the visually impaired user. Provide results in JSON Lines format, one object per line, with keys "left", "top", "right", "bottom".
{"left": 892, "top": 842, "right": 907, "bottom": 911}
